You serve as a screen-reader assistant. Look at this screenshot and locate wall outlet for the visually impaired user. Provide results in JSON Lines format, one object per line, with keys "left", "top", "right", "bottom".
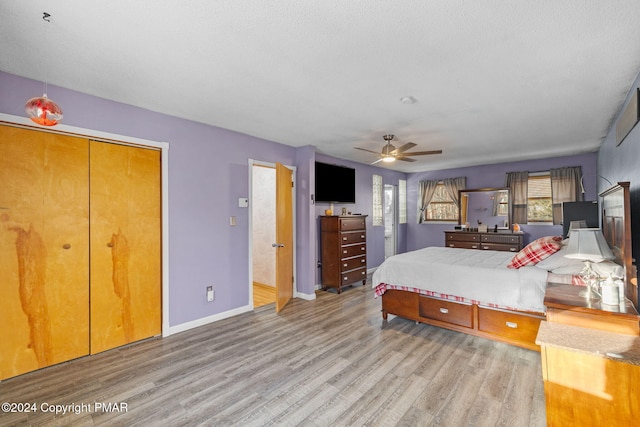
{"left": 206, "top": 286, "right": 214, "bottom": 302}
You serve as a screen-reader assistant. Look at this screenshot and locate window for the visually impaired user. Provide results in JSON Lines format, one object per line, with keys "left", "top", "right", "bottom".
{"left": 425, "top": 182, "right": 459, "bottom": 221}
{"left": 372, "top": 174, "right": 383, "bottom": 226}
{"left": 398, "top": 179, "right": 407, "bottom": 224}
{"left": 527, "top": 173, "right": 552, "bottom": 222}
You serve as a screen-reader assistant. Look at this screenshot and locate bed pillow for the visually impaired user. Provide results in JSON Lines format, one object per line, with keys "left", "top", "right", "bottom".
{"left": 535, "top": 246, "right": 584, "bottom": 272}
{"left": 507, "top": 236, "right": 563, "bottom": 269}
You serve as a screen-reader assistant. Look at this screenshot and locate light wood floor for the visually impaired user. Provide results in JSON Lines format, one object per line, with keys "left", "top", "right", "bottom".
{"left": 253, "top": 282, "right": 276, "bottom": 308}
{"left": 0, "top": 280, "right": 546, "bottom": 426}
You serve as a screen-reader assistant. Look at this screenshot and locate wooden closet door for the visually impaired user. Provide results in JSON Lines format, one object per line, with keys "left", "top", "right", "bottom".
{"left": 0, "top": 125, "right": 90, "bottom": 380}
{"left": 89, "top": 141, "right": 161, "bottom": 354}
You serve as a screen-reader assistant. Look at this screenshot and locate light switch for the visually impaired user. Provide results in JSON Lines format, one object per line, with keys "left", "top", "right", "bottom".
{"left": 230, "top": 216, "right": 236, "bottom": 226}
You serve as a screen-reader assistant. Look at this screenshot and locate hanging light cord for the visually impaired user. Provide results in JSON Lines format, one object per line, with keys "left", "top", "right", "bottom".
{"left": 42, "top": 12, "right": 51, "bottom": 96}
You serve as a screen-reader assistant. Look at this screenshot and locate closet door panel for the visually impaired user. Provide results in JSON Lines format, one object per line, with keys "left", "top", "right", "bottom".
{"left": 90, "top": 141, "right": 161, "bottom": 354}
{"left": 0, "top": 126, "right": 89, "bottom": 380}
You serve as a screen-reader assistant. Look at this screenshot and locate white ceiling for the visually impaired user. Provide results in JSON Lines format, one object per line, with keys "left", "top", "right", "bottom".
{"left": 2, "top": 1, "right": 640, "bottom": 172}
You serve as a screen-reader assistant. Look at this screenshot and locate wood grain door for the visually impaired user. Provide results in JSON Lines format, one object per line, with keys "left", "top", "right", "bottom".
{"left": 275, "top": 163, "right": 293, "bottom": 313}
{"left": 0, "top": 125, "right": 90, "bottom": 380}
{"left": 89, "top": 141, "right": 161, "bottom": 354}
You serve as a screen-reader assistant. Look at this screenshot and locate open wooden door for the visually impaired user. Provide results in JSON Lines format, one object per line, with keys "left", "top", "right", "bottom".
{"left": 275, "top": 163, "right": 293, "bottom": 313}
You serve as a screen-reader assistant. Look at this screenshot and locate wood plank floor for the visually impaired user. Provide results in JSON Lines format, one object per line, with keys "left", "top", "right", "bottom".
{"left": 0, "top": 280, "right": 546, "bottom": 426}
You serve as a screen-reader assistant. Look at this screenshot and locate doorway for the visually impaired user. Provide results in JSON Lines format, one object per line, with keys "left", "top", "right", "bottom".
{"left": 249, "top": 161, "right": 295, "bottom": 311}
{"left": 384, "top": 185, "right": 397, "bottom": 259}
{"left": 251, "top": 164, "right": 276, "bottom": 308}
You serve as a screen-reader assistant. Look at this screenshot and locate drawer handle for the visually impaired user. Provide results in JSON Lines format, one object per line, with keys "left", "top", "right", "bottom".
{"left": 361, "top": 247, "right": 365, "bottom": 251}
{"left": 343, "top": 263, "right": 348, "bottom": 267}
{"left": 471, "top": 245, "right": 478, "bottom": 249}
{"left": 448, "top": 244, "right": 454, "bottom": 247}
{"left": 361, "top": 271, "right": 365, "bottom": 275}
{"left": 506, "top": 321, "right": 518, "bottom": 329}
{"left": 361, "top": 234, "right": 365, "bottom": 238}
{"left": 344, "top": 277, "right": 348, "bottom": 281}
{"left": 361, "top": 259, "right": 365, "bottom": 263}
{"left": 343, "top": 237, "right": 348, "bottom": 240}
{"left": 510, "top": 248, "right": 517, "bottom": 252}
{"left": 439, "top": 308, "right": 449, "bottom": 314}
{"left": 343, "top": 250, "right": 348, "bottom": 254}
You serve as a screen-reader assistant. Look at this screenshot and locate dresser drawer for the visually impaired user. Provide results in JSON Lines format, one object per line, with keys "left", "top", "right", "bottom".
{"left": 446, "top": 232, "right": 479, "bottom": 242}
{"left": 340, "top": 256, "right": 366, "bottom": 272}
{"left": 478, "top": 307, "right": 543, "bottom": 342}
{"left": 447, "top": 241, "right": 480, "bottom": 249}
{"left": 341, "top": 244, "right": 366, "bottom": 258}
{"left": 340, "top": 231, "right": 366, "bottom": 244}
{"left": 480, "top": 243, "right": 519, "bottom": 252}
{"left": 341, "top": 267, "right": 367, "bottom": 285}
{"left": 481, "top": 234, "right": 521, "bottom": 245}
{"left": 340, "top": 217, "right": 366, "bottom": 231}
{"left": 419, "top": 296, "right": 474, "bottom": 328}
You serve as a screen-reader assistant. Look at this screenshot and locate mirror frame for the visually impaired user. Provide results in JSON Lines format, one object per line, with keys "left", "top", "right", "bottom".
{"left": 458, "top": 187, "right": 511, "bottom": 230}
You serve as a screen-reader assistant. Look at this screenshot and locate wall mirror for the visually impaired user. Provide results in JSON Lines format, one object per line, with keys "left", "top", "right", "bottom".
{"left": 459, "top": 188, "right": 511, "bottom": 230}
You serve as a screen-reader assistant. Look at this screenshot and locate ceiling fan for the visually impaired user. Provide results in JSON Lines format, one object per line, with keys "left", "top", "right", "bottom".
{"left": 355, "top": 134, "right": 443, "bottom": 164}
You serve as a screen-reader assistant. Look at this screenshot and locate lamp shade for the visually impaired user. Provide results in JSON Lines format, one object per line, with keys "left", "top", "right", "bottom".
{"left": 25, "top": 94, "right": 63, "bottom": 126}
{"left": 564, "top": 228, "right": 614, "bottom": 262}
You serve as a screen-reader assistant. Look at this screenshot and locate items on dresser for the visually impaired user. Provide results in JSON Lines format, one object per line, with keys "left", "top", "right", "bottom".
{"left": 320, "top": 215, "right": 368, "bottom": 293}
{"left": 444, "top": 230, "right": 524, "bottom": 252}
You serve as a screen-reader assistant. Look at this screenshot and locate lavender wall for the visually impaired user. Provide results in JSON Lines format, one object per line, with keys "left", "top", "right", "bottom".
{"left": 313, "top": 154, "right": 408, "bottom": 284}
{"left": 0, "top": 71, "right": 303, "bottom": 328}
{"left": 598, "top": 70, "right": 640, "bottom": 260}
{"left": 406, "top": 153, "right": 598, "bottom": 251}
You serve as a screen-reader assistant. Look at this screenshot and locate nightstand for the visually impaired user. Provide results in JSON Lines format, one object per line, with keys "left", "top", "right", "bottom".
{"left": 544, "top": 282, "right": 639, "bottom": 335}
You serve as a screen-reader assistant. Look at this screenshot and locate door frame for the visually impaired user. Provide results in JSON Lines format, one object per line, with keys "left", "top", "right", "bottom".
{"left": 248, "top": 159, "right": 297, "bottom": 309}
{"left": 384, "top": 184, "right": 398, "bottom": 258}
{"left": 0, "top": 113, "right": 171, "bottom": 337}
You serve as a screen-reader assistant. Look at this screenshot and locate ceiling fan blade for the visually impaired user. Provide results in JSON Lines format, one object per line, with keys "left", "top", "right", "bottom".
{"left": 401, "top": 150, "right": 443, "bottom": 156}
{"left": 355, "top": 147, "right": 382, "bottom": 155}
{"left": 392, "top": 142, "right": 417, "bottom": 155}
{"left": 397, "top": 157, "right": 416, "bottom": 162}
{"left": 370, "top": 158, "right": 384, "bottom": 165}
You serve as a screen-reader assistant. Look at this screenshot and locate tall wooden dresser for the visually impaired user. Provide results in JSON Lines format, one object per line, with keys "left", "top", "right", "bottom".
{"left": 320, "top": 215, "right": 368, "bottom": 293}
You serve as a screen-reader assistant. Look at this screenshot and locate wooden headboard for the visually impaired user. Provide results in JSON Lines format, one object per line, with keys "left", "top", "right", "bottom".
{"left": 599, "top": 181, "right": 638, "bottom": 311}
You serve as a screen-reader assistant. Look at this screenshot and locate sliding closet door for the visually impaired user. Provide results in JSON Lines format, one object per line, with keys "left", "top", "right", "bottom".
{"left": 89, "top": 141, "right": 161, "bottom": 354}
{"left": 0, "top": 125, "right": 90, "bottom": 380}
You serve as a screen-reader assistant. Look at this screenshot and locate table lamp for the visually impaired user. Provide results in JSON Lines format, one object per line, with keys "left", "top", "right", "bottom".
{"left": 564, "top": 228, "right": 614, "bottom": 299}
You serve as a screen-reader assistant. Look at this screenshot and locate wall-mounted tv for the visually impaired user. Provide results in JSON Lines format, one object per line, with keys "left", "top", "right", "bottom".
{"left": 314, "top": 161, "right": 356, "bottom": 203}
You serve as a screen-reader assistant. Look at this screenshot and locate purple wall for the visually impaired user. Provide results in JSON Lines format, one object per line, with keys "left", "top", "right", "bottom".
{"left": 598, "top": 70, "right": 640, "bottom": 260}
{"left": 0, "top": 71, "right": 302, "bottom": 328}
{"left": 313, "top": 154, "right": 408, "bottom": 284}
{"left": 406, "top": 153, "right": 598, "bottom": 251}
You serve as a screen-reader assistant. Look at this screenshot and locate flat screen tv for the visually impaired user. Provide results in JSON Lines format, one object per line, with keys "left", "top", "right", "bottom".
{"left": 314, "top": 161, "right": 356, "bottom": 203}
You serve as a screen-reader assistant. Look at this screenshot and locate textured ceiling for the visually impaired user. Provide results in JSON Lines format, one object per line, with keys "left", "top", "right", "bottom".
{"left": 2, "top": 1, "right": 640, "bottom": 172}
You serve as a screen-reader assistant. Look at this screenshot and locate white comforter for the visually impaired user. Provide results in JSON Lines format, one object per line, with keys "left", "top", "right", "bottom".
{"left": 372, "top": 247, "right": 549, "bottom": 313}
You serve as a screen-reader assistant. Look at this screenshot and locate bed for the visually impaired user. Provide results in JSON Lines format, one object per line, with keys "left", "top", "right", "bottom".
{"left": 373, "top": 182, "right": 637, "bottom": 351}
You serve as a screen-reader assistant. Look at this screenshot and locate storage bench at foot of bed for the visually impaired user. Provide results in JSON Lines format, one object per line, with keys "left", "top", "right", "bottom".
{"left": 381, "top": 290, "right": 545, "bottom": 351}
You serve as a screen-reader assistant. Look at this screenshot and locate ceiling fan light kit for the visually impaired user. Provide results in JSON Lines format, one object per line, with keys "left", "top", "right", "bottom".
{"left": 355, "top": 134, "right": 442, "bottom": 165}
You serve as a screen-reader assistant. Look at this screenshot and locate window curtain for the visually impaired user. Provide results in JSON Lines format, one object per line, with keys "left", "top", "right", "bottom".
{"left": 417, "top": 179, "right": 438, "bottom": 223}
{"left": 550, "top": 166, "right": 584, "bottom": 225}
{"left": 506, "top": 171, "right": 529, "bottom": 225}
{"left": 442, "top": 177, "right": 466, "bottom": 209}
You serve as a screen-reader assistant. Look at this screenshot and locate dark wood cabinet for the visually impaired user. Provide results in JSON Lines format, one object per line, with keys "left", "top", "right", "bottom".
{"left": 320, "top": 215, "right": 367, "bottom": 293}
{"left": 444, "top": 231, "right": 523, "bottom": 252}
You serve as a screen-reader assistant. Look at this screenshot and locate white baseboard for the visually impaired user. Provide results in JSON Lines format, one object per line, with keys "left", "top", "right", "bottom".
{"left": 295, "top": 291, "right": 316, "bottom": 301}
{"left": 164, "top": 305, "right": 252, "bottom": 337}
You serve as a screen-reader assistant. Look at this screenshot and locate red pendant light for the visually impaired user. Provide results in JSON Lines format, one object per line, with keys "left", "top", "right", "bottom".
{"left": 25, "top": 94, "right": 63, "bottom": 126}
{"left": 25, "top": 12, "right": 63, "bottom": 127}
